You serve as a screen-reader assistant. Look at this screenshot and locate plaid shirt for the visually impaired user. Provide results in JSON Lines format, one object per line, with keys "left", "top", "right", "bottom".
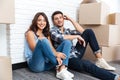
{"left": 50, "top": 26, "right": 81, "bottom": 58}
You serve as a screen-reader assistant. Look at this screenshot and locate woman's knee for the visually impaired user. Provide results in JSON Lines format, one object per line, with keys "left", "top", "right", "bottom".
{"left": 37, "top": 38, "right": 51, "bottom": 48}
{"left": 40, "top": 38, "right": 49, "bottom": 44}
{"left": 37, "top": 38, "right": 48, "bottom": 46}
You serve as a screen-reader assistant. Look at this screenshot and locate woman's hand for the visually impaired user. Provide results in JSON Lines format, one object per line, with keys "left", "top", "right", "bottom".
{"left": 56, "top": 52, "right": 66, "bottom": 60}
{"left": 56, "top": 57, "right": 62, "bottom": 66}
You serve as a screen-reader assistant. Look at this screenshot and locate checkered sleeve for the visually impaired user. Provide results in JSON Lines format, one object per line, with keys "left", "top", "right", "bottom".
{"left": 50, "top": 29, "right": 64, "bottom": 43}
{"left": 70, "top": 30, "right": 81, "bottom": 35}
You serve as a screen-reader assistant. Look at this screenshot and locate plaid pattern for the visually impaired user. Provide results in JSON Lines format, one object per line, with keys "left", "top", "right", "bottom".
{"left": 50, "top": 26, "right": 81, "bottom": 58}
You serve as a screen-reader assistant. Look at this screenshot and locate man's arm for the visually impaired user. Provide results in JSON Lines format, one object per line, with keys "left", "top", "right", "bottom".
{"left": 64, "top": 35, "right": 81, "bottom": 40}
{"left": 51, "top": 28, "right": 82, "bottom": 41}
{"left": 64, "top": 35, "right": 85, "bottom": 47}
{"left": 50, "top": 29, "right": 64, "bottom": 43}
{"left": 64, "top": 15, "right": 84, "bottom": 33}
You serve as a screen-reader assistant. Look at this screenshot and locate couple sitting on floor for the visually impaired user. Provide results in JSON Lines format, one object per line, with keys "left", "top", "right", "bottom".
{"left": 24, "top": 11, "right": 120, "bottom": 80}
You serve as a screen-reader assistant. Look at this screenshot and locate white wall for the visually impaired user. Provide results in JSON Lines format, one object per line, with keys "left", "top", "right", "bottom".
{"left": 9, "top": 0, "right": 81, "bottom": 64}
{"left": 0, "top": 24, "right": 7, "bottom": 56}
{"left": 118, "top": 0, "right": 120, "bottom": 12}
{"left": 7, "top": 0, "right": 120, "bottom": 64}
{"left": 101, "top": 0, "right": 120, "bottom": 13}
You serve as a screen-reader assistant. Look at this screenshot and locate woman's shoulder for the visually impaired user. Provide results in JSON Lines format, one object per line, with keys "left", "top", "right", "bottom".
{"left": 25, "top": 30, "right": 34, "bottom": 37}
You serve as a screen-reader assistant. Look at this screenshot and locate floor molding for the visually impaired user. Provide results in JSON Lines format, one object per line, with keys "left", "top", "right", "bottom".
{"left": 12, "top": 62, "right": 28, "bottom": 70}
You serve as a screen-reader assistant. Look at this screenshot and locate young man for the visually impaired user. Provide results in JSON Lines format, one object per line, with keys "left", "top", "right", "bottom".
{"left": 50, "top": 11, "right": 120, "bottom": 80}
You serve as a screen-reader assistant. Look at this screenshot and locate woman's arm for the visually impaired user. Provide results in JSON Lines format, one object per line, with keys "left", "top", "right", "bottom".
{"left": 25, "top": 31, "right": 36, "bottom": 51}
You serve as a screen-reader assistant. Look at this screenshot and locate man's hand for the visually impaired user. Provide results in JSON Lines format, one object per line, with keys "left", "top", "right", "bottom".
{"left": 64, "top": 14, "right": 85, "bottom": 33}
{"left": 56, "top": 52, "right": 66, "bottom": 60}
{"left": 63, "top": 15, "right": 71, "bottom": 21}
{"left": 77, "top": 35, "right": 86, "bottom": 47}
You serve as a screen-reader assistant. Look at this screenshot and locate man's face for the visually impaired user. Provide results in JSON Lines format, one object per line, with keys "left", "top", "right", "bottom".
{"left": 53, "top": 14, "right": 64, "bottom": 28}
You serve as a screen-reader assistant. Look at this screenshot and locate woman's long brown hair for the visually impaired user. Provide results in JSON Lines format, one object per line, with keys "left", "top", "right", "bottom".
{"left": 26, "top": 12, "right": 50, "bottom": 38}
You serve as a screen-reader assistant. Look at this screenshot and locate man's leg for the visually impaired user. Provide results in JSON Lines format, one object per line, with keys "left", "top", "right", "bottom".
{"left": 56, "top": 40, "right": 74, "bottom": 79}
{"left": 56, "top": 40, "right": 72, "bottom": 66}
{"left": 75, "top": 29, "right": 115, "bottom": 70}
{"left": 68, "top": 58, "right": 118, "bottom": 80}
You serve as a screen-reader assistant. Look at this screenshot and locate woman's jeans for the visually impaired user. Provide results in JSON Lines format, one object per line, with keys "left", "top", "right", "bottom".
{"left": 28, "top": 38, "right": 72, "bottom": 72}
{"left": 69, "top": 29, "right": 116, "bottom": 80}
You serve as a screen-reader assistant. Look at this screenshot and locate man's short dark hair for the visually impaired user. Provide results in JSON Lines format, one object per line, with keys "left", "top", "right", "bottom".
{"left": 52, "top": 11, "right": 63, "bottom": 21}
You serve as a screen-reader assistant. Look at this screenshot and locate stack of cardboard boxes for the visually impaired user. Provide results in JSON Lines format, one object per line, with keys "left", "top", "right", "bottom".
{"left": 79, "top": 2, "right": 120, "bottom": 61}
{"left": 0, "top": 56, "right": 12, "bottom": 80}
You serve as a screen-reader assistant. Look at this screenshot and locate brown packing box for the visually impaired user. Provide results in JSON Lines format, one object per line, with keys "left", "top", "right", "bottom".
{"left": 81, "top": 0, "right": 97, "bottom": 4}
{"left": 0, "top": 56, "right": 12, "bottom": 80}
{"left": 109, "top": 13, "right": 120, "bottom": 25}
{"left": 84, "top": 45, "right": 120, "bottom": 61}
{"left": 83, "top": 25, "right": 120, "bottom": 46}
{"left": 101, "top": 45, "right": 120, "bottom": 61}
{"left": 79, "top": 2, "right": 110, "bottom": 25}
{"left": 0, "top": 0, "right": 15, "bottom": 23}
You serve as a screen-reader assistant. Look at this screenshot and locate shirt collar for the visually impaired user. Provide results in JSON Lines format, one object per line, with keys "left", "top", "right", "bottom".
{"left": 54, "top": 26, "right": 67, "bottom": 32}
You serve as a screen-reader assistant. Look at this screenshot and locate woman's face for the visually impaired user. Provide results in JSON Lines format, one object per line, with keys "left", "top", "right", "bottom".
{"left": 37, "top": 15, "right": 47, "bottom": 30}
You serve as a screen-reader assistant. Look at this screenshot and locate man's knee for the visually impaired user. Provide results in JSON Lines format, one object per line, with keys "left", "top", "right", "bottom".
{"left": 84, "top": 29, "right": 94, "bottom": 34}
{"left": 82, "top": 29, "right": 95, "bottom": 36}
{"left": 62, "top": 40, "right": 72, "bottom": 46}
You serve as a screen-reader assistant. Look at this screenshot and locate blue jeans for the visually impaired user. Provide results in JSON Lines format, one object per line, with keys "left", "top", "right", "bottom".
{"left": 56, "top": 40, "right": 72, "bottom": 66}
{"left": 69, "top": 29, "right": 116, "bottom": 80}
{"left": 28, "top": 38, "right": 72, "bottom": 72}
{"left": 69, "top": 58, "right": 116, "bottom": 80}
{"left": 75, "top": 29, "right": 100, "bottom": 59}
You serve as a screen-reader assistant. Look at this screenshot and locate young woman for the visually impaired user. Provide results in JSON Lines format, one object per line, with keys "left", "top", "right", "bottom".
{"left": 24, "top": 12, "right": 74, "bottom": 80}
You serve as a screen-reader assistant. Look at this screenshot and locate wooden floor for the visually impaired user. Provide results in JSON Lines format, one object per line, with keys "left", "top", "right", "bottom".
{"left": 13, "top": 61, "right": 120, "bottom": 80}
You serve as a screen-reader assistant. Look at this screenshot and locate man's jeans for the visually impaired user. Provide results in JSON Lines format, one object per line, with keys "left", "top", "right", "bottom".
{"left": 56, "top": 40, "right": 72, "bottom": 66}
{"left": 28, "top": 38, "right": 72, "bottom": 72}
{"left": 75, "top": 29, "right": 100, "bottom": 59}
{"left": 69, "top": 29, "right": 116, "bottom": 80}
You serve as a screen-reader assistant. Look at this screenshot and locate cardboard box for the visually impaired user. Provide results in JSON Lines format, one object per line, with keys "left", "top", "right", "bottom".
{"left": 0, "top": 0, "right": 15, "bottom": 23}
{"left": 101, "top": 45, "right": 120, "bottom": 61}
{"left": 81, "top": 0, "right": 97, "bottom": 4}
{"left": 84, "top": 45, "right": 120, "bottom": 61}
{"left": 83, "top": 25, "right": 120, "bottom": 46}
{"left": 79, "top": 2, "right": 110, "bottom": 25}
{"left": 0, "top": 56, "right": 12, "bottom": 80}
{"left": 109, "top": 13, "right": 120, "bottom": 25}
{"left": 83, "top": 45, "right": 96, "bottom": 61}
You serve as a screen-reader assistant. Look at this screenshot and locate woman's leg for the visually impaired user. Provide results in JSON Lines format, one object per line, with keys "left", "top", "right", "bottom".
{"left": 28, "top": 38, "right": 57, "bottom": 72}
{"left": 69, "top": 58, "right": 117, "bottom": 80}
